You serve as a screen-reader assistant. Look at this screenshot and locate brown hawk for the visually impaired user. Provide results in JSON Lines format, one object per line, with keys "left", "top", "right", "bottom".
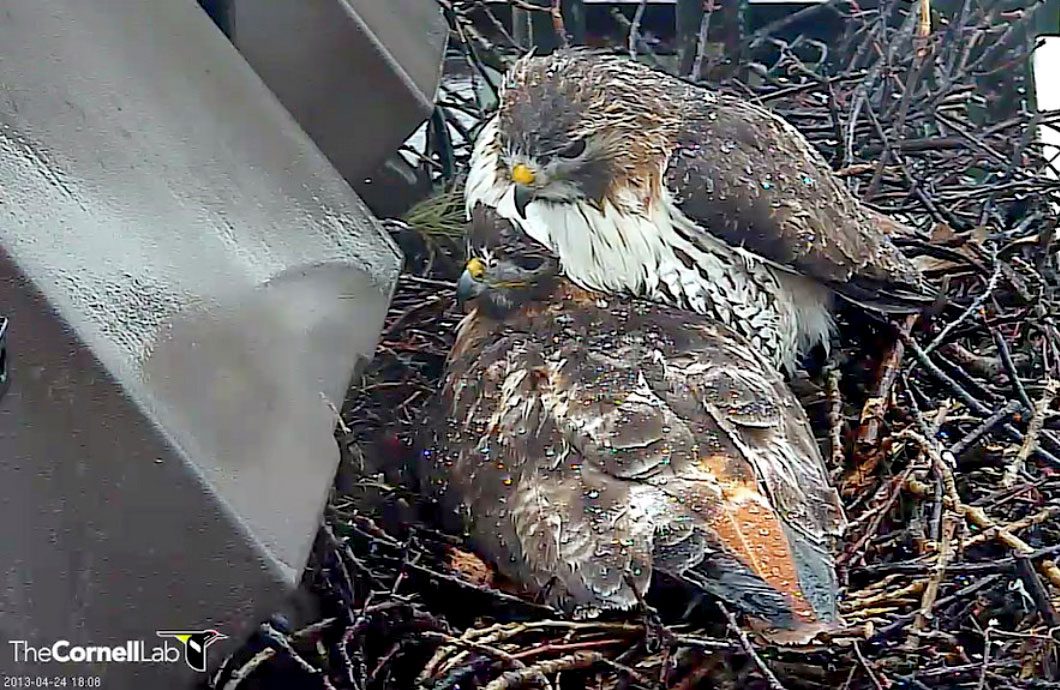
{"left": 465, "top": 49, "right": 933, "bottom": 373}
{"left": 418, "top": 213, "right": 846, "bottom": 635}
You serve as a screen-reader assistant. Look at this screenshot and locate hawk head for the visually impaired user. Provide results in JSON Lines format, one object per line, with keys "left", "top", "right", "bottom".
{"left": 496, "top": 50, "right": 679, "bottom": 215}
{"left": 456, "top": 251, "right": 557, "bottom": 318}
{"left": 457, "top": 205, "right": 560, "bottom": 316}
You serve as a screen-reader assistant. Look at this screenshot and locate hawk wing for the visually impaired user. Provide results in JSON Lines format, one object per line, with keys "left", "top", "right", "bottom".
{"left": 421, "top": 315, "right": 655, "bottom": 614}
{"left": 552, "top": 312, "right": 845, "bottom": 625}
{"left": 421, "top": 292, "right": 845, "bottom": 628}
{"left": 663, "top": 92, "right": 934, "bottom": 312}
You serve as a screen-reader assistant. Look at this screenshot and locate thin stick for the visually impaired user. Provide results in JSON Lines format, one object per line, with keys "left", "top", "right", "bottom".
{"left": 550, "top": 0, "right": 569, "bottom": 48}
{"left": 628, "top": 0, "right": 649, "bottom": 58}
{"left": 950, "top": 399, "right": 1023, "bottom": 458}
{"left": 719, "top": 603, "right": 788, "bottom": 690}
{"left": 914, "top": 512, "right": 960, "bottom": 632}
{"left": 220, "top": 649, "right": 278, "bottom": 690}
{"left": 922, "top": 245, "right": 1000, "bottom": 356}
{"left": 690, "top": 0, "right": 717, "bottom": 81}
{"left": 483, "top": 651, "right": 604, "bottom": 690}
{"left": 900, "top": 430, "right": 1060, "bottom": 590}
{"left": 827, "top": 366, "right": 847, "bottom": 479}
{"left": 843, "top": 314, "right": 918, "bottom": 495}
{"left": 962, "top": 506, "right": 1060, "bottom": 548}
{"left": 1002, "top": 379, "right": 1059, "bottom": 487}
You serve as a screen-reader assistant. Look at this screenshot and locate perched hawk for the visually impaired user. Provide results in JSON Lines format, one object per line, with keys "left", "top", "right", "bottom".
{"left": 465, "top": 50, "right": 933, "bottom": 372}
{"left": 418, "top": 213, "right": 846, "bottom": 635}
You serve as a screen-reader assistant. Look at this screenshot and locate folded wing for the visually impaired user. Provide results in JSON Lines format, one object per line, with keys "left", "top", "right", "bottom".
{"left": 421, "top": 295, "right": 845, "bottom": 630}
{"left": 664, "top": 91, "right": 934, "bottom": 312}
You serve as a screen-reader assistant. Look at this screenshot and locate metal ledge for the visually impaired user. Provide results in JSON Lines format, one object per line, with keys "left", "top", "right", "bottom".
{"left": 227, "top": 0, "right": 448, "bottom": 185}
{"left": 0, "top": 0, "right": 421, "bottom": 684}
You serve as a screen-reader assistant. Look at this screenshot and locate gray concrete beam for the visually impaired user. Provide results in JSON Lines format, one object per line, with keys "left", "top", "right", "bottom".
{"left": 0, "top": 0, "right": 416, "bottom": 684}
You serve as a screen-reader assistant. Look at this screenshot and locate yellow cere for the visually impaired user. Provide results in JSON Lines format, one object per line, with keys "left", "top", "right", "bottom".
{"left": 511, "top": 163, "right": 536, "bottom": 185}
{"left": 465, "top": 257, "right": 487, "bottom": 280}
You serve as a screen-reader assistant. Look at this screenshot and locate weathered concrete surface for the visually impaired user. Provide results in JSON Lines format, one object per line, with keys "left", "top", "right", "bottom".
{"left": 0, "top": 0, "right": 405, "bottom": 684}
{"left": 226, "top": 0, "right": 448, "bottom": 186}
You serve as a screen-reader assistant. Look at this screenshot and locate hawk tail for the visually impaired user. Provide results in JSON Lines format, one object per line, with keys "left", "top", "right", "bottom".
{"left": 833, "top": 276, "right": 938, "bottom": 314}
{"left": 655, "top": 484, "right": 840, "bottom": 635}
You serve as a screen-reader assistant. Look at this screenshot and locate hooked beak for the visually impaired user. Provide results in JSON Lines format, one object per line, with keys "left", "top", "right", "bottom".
{"left": 456, "top": 270, "right": 482, "bottom": 307}
{"left": 513, "top": 185, "right": 534, "bottom": 219}
{"left": 456, "top": 256, "right": 488, "bottom": 308}
{"left": 510, "top": 163, "right": 536, "bottom": 219}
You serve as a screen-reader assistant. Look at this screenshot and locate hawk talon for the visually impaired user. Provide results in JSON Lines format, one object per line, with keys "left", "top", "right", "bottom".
{"left": 623, "top": 573, "right": 675, "bottom": 654}
{"left": 632, "top": 594, "right": 674, "bottom": 653}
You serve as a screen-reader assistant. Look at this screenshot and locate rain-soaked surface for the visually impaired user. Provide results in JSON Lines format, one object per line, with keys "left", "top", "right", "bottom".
{"left": 0, "top": 0, "right": 400, "bottom": 573}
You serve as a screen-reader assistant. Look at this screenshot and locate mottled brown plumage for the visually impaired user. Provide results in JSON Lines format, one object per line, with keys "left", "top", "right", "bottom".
{"left": 466, "top": 50, "right": 934, "bottom": 371}
{"left": 419, "top": 212, "right": 846, "bottom": 633}
{"left": 662, "top": 84, "right": 929, "bottom": 310}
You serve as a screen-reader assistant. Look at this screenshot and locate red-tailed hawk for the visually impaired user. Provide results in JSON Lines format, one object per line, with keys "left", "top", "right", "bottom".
{"left": 418, "top": 214, "right": 846, "bottom": 636}
{"left": 465, "top": 50, "right": 932, "bottom": 373}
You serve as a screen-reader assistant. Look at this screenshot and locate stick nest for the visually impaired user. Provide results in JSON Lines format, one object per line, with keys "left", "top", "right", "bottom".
{"left": 212, "top": 1, "right": 1060, "bottom": 688}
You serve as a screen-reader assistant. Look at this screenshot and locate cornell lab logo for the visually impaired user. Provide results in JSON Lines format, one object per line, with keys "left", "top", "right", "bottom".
{"left": 156, "top": 630, "right": 227, "bottom": 672}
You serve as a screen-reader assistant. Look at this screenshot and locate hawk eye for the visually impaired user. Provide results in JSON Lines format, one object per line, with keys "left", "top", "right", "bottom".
{"left": 513, "top": 255, "right": 546, "bottom": 272}
{"left": 556, "top": 139, "right": 587, "bottom": 160}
